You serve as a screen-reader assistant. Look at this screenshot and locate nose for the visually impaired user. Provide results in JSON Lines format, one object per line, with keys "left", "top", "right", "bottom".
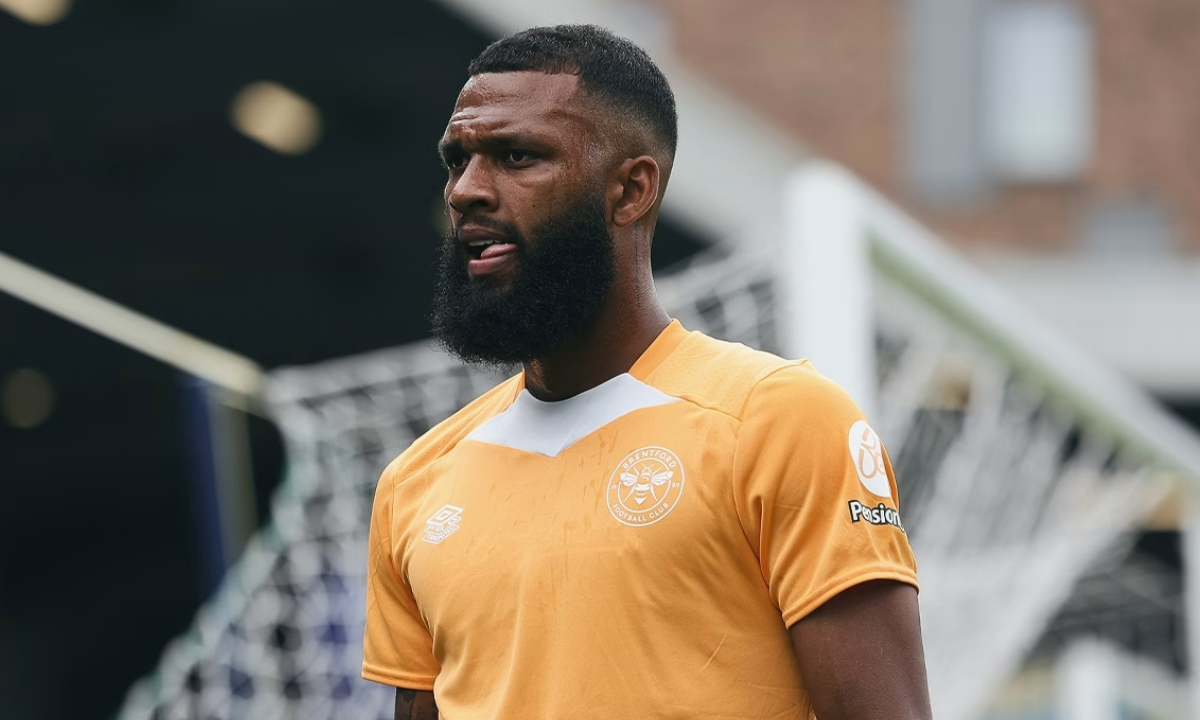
{"left": 446, "top": 157, "right": 498, "bottom": 216}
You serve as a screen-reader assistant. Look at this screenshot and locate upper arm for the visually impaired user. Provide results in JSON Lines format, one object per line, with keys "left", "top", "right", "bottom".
{"left": 789, "top": 580, "right": 931, "bottom": 720}
{"left": 733, "top": 365, "right": 928, "bottom": 717}
{"left": 363, "top": 465, "right": 441, "bottom": 687}
{"left": 394, "top": 688, "right": 439, "bottom": 720}
{"left": 732, "top": 364, "right": 918, "bottom": 625}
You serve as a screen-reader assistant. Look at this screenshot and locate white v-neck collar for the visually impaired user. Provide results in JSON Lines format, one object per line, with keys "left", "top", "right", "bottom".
{"left": 464, "top": 373, "right": 678, "bottom": 458}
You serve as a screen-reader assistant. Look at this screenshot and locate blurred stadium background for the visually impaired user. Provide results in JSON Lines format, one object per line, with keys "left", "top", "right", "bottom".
{"left": 2, "top": 1, "right": 1200, "bottom": 719}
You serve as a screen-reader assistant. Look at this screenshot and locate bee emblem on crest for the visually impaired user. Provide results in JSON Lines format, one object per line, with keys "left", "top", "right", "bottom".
{"left": 620, "top": 466, "right": 674, "bottom": 506}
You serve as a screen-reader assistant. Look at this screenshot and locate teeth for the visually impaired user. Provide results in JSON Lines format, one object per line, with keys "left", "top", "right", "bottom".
{"left": 467, "top": 240, "right": 497, "bottom": 247}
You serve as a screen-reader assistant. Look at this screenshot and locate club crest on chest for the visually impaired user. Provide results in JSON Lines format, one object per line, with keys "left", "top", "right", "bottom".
{"left": 606, "top": 446, "right": 686, "bottom": 527}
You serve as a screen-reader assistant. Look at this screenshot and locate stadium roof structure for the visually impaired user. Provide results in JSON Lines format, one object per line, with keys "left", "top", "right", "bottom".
{"left": 0, "top": 250, "right": 265, "bottom": 410}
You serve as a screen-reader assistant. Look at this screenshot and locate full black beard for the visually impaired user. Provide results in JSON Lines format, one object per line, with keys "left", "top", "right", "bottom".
{"left": 431, "top": 192, "right": 616, "bottom": 365}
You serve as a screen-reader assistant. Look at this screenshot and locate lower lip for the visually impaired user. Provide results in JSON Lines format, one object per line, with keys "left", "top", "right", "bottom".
{"left": 467, "top": 243, "right": 518, "bottom": 276}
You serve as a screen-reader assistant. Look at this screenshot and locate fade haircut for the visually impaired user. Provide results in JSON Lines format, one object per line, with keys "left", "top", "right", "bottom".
{"left": 467, "top": 24, "right": 678, "bottom": 158}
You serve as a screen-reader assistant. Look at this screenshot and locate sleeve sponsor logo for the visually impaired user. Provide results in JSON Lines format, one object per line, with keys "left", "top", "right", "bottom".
{"left": 848, "top": 500, "right": 904, "bottom": 532}
{"left": 848, "top": 420, "right": 892, "bottom": 499}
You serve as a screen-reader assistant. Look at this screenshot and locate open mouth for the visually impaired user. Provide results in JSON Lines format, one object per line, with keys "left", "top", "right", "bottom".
{"left": 463, "top": 237, "right": 519, "bottom": 275}
{"left": 466, "top": 238, "right": 515, "bottom": 260}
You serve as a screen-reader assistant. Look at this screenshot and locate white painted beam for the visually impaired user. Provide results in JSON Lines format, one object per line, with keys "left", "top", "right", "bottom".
{"left": 0, "top": 250, "right": 264, "bottom": 404}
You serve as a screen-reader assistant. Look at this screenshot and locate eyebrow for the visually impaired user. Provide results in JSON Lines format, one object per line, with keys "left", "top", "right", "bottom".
{"left": 437, "top": 133, "right": 545, "bottom": 161}
{"left": 437, "top": 139, "right": 462, "bottom": 162}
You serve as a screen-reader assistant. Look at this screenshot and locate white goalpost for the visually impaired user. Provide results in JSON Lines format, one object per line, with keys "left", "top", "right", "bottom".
{"left": 782, "top": 162, "right": 1200, "bottom": 720}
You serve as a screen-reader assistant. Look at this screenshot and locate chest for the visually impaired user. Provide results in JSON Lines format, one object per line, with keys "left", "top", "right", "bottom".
{"left": 398, "top": 403, "right": 750, "bottom": 626}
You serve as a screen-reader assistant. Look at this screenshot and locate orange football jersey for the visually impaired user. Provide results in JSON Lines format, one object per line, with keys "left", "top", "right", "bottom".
{"left": 363, "top": 320, "right": 917, "bottom": 719}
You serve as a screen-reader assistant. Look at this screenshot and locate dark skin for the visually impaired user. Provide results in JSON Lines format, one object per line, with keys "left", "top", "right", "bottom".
{"left": 395, "top": 71, "right": 932, "bottom": 720}
{"left": 437, "top": 71, "right": 669, "bottom": 401}
{"left": 394, "top": 688, "right": 438, "bottom": 720}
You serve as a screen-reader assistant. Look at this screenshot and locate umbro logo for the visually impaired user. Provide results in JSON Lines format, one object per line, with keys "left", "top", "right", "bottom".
{"left": 422, "top": 504, "right": 463, "bottom": 544}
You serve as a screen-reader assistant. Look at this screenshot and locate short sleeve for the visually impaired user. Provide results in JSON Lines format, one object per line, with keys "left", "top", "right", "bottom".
{"left": 732, "top": 362, "right": 918, "bottom": 627}
{"left": 362, "top": 465, "right": 441, "bottom": 689}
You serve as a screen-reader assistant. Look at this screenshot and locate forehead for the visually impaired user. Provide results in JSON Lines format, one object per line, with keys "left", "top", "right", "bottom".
{"left": 443, "top": 72, "right": 597, "bottom": 142}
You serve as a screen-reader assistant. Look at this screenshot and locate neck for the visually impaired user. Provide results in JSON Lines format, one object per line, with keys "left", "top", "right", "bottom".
{"left": 523, "top": 274, "right": 670, "bottom": 402}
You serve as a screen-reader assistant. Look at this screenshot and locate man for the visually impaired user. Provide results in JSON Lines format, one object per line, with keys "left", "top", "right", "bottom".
{"left": 364, "top": 24, "right": 931, "bottom": 720}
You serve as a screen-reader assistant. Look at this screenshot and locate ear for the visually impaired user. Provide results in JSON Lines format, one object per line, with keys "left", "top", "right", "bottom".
{"left": 609, "top": 156, "right": 660, "bottom": 228}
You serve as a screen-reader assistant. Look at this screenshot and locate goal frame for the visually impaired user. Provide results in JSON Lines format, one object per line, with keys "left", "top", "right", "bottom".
{"left": 783, "top": 161, "right": 1200, "bottom": 720}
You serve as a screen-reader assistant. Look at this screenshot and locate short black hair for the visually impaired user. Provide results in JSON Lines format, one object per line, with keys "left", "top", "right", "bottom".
{"left": 467, "top": 24, "right": 678, "bottom": 158}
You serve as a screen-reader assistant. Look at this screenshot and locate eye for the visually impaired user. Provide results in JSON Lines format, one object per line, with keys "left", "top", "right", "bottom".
{"left": 444, "top": 153, "right": 468, "bottom": 170}
{"left": 503, "top": 150, "right": 535, "bottom": 164}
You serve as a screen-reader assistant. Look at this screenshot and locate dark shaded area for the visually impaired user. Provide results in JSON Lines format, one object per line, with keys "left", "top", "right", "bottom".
{"left": 0, "top": 297, "right": 194, "bottom": 720}
{"left": 1165, "top": 397, "right": 1200, "bottom": 437}
{"left": 0, "top": 3, "right": 709, "bottom": 719}
{"left": 1136, "top": 529, "right": 1183, "bottom": 572}
{"left": 1037, "top": 530, "right": 1186, "bottom": 673}
{"left": 1034, "top": 393, "right": 1200, "bottom": 675}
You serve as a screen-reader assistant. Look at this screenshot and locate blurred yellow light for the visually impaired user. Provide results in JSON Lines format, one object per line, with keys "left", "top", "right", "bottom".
{"left": 230, "top": 81, "right": 323, "bottom": 156}
{"left": 2, "top": 368, "right": 55, "bottom": 429}
{"left": 0, "top": 0, "right": 71, "bottom": 25}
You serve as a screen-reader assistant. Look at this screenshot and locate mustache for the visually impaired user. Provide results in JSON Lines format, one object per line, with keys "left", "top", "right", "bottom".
{"left": 451, "top": 215, "right": 523, "bottom": 245}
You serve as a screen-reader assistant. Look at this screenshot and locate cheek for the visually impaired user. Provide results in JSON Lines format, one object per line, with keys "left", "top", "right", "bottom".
{"left": 505, "top": 181, "right": 560, "bottom": 230}
{"left": 504, "top": 161, "right": 591, "bottom": 230}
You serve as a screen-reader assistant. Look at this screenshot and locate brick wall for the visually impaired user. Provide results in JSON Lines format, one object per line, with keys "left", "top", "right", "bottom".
{"left": 661, "top": 0, "right": 1200, "bottom": 255}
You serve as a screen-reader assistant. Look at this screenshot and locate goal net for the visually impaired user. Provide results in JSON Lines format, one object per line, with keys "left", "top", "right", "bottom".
{"left": 117, "top": 165, "right": 1200, "bottom": 720}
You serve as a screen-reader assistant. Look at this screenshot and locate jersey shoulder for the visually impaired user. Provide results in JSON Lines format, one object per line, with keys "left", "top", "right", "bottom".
{"left": 379, "top": 373, "right": 522, "bottom": 489}
{"left": 646, "top": 330, "right": 823, "bottom": 419}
